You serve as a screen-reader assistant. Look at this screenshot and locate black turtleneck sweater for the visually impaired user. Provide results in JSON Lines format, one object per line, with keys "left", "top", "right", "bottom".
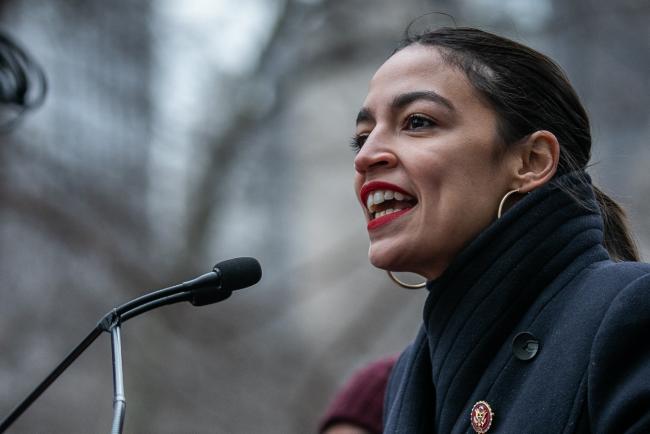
{"left": 383, "top": 176, "right": 650, "bottom": 433}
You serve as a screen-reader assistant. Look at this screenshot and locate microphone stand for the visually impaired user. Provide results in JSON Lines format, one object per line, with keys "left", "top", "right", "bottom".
{"left": 0, "top": 278, "right": 221, "bottom": 434}
{"left": 0, "top": 256, "right": 260, "bottom": 433}
{"left": 110, "top": 322, "right": 125, "bottom": 434}
{"left": 0, "top": 326, "right": 104, "bottom": 433}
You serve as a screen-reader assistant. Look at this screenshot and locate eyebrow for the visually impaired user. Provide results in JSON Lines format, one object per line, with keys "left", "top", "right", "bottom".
{"left": 392, "top": 90, "right": 455, "bottom": 112}
{"left": 355, "top": 90, "right": 455, "bottom": 126}
{"left": 356, "top": 107, "right": 374, "bottom": 125}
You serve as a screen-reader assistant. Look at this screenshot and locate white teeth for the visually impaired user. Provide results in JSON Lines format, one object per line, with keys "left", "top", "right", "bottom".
{"left": 365, "top": 189, "right": 414, "bottom": 214}
{"left": 373, "top": 208, "right": 399, "bottom": 219}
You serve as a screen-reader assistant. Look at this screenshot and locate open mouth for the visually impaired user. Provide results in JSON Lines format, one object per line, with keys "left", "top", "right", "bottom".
{"left": 365, "top": 189, "right": 416, "bottom": 220}
{"left": 360, "top": 182, "right": 417, "bottom": 229}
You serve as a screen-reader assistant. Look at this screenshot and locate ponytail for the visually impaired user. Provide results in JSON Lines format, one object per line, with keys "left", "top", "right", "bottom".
{"left": 592, "top": 186, "right": 639, "bottom": 261}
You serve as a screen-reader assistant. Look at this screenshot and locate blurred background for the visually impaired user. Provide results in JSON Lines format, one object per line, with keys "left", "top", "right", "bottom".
{"left": 0, "top": 0, "right": 647, "bottom": 432}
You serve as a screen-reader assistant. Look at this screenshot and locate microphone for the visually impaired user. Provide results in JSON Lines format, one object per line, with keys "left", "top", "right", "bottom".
{"left": 113, "top": 257, "right": 262, "bottom": 322}
{"left": 189, "top": 257, "right": 262, "bottom": 306}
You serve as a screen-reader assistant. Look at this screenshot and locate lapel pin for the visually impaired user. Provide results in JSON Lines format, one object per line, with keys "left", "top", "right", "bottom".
{"left": 470, "top": 400, "right": 494, "bottom": 433}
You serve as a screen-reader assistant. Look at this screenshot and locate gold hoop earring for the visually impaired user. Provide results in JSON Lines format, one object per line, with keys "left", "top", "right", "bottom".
{"left": 387, "top": 270, "right": 426, "bottom": 289}
{"left": 497, "top": 189, "right": 520, "bottom": 219}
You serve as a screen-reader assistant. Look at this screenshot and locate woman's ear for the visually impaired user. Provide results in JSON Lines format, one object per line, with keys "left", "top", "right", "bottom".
{"left": 511, "top": 130, "right": 560, "bottom": 193}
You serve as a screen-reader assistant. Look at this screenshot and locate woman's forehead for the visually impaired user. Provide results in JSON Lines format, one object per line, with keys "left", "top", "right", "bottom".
{"left": 364, "top": 45, "right": 479, "bottom": 111}
{"left": 372, "top": 45, "right": 447, "bottom": 82}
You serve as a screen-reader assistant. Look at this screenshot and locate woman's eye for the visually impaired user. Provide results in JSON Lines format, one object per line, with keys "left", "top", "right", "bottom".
{"left": 350, "top": 134, "right": 368, "bottom": 152}
{"left": 406, "top": 114, "right": 434, "bottom": 130}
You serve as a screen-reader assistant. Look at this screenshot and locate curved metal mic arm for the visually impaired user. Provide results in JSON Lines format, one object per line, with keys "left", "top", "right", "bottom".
{"left": 113, "top": 271, "right": 220, "bottom": 318}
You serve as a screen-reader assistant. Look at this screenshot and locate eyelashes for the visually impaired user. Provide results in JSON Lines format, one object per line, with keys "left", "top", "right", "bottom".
{"left": 349, "top": 134, "right": 367, "bottom": 153}
{"left": 350, "top": 114, "right": 436, "bottom": 153}
{"left": 406, "top": 114, "right": 435, "bottom": 130}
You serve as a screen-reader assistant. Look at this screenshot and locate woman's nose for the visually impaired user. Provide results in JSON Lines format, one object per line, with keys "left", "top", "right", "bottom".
{"left": 353, "top": 134, "right": 397, "bottom": 173}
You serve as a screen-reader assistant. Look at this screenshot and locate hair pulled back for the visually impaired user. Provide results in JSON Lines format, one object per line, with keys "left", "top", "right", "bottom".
{"left": 396, "top": 27, "right": 638, "bottom": 261}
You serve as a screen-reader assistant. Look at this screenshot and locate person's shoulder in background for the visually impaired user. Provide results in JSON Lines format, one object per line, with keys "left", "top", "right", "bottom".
{"left": 319, "top": 355, "right": 398, "bottom": 434}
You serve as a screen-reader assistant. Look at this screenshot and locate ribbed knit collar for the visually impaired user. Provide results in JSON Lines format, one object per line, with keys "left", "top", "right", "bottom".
{"left": 416, "top": 173, "right": 610, "bottom": 432}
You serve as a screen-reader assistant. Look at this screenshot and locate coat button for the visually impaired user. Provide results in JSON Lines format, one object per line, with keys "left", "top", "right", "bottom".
{"left": 512, "top": 332, "right": 540, "bottom": 361}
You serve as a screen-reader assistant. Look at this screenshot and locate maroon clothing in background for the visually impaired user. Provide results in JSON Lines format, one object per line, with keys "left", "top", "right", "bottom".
{"left": 319, "top": 355, "right": 397, "bottom": 434}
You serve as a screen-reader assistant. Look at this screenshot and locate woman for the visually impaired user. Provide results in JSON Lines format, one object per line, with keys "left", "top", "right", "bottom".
{"left": 351, "top": 27, "right": 649, "bottom": 433}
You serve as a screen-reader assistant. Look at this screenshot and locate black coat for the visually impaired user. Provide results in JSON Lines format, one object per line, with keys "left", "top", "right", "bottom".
{"left": 383, "top": 175, "right": 650, "bottom": 433}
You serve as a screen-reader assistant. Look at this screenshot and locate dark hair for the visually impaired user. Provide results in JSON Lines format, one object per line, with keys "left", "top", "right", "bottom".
{"left": 0, "top": 31, "right": 47, "bottom": 131}
{"left": 396, "top": 27, "right": 638, "bottom": 261}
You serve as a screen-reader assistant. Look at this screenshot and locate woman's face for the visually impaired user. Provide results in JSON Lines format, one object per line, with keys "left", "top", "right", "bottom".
{"left": 353, "top": 44, "right": 516, "bottom": 280}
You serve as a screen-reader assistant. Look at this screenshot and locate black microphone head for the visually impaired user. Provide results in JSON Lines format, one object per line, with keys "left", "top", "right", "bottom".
{"left": 213, "top": 257, "right": 262, "bottom": 291}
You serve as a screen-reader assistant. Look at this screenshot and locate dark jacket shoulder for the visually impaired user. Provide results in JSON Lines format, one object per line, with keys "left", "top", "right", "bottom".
{"left": 586, "top": 263, "right": 650, "bottom": 433}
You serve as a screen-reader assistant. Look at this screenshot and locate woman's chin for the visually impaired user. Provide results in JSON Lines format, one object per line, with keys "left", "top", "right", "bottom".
{"left": 368, "top": 243, "right": 447, "bottom": 281}
{"left": 368, "top": 244, "right": 407, "bottom": 272}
